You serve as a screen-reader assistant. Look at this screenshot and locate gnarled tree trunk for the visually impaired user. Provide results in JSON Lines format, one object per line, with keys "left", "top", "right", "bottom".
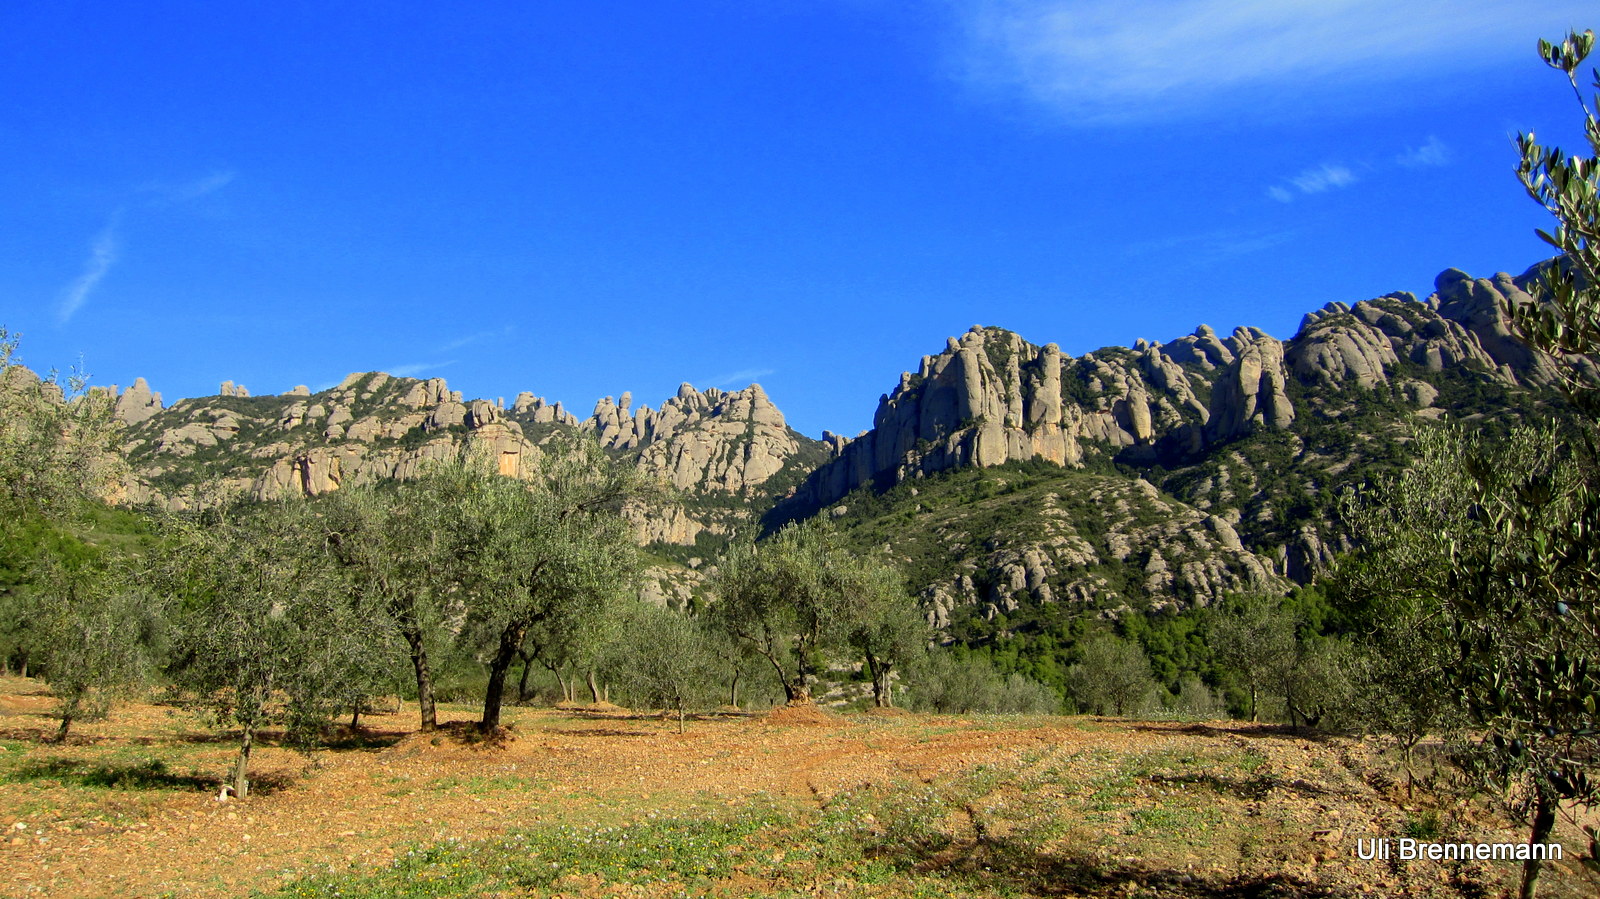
{"left": 480, "top": 622, "right": 528, "bottom": 733}
{"left": 403, "top": 626, "right": 437, "bottom": 732}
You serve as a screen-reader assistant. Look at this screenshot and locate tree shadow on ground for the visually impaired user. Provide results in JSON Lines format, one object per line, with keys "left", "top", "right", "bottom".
{"left": 2, "top": 756, "right": 217, "bottom": 792}
{"left": 424, "top": 720, "right": 520, "bottom": 749}
{"left": 1128, "top": 722, "right": 1348, "bottom": 744}
{"left": 318, "top": 724, "right": 407, "bottom": 751}
{"left": 0, "top": 725, "right": 109, "bottom": 745}
{"left": 1142, "top": 770, "right": 1363, "bottom": 803}
{"left": 2, "top": 754, "right": 304, "bottom": 796}
{"left": 874, "top": 835, "right": 1346, "bottom": 898}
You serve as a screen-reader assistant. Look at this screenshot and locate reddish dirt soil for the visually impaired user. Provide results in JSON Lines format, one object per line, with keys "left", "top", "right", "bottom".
{"left": 0, "top": 681, "right": 1595, "bottom": 898}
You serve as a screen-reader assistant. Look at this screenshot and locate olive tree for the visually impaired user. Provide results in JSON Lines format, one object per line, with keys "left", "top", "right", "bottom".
{"left": 1505, "top": 28, "right": 1600, "bottom": 893}
{"left": 1337, "top": 424, "right": 1598, "bottom": 897}
{"left": 709, "top": 521, "right": 857, "bottom": 705}
{"left": 0, "top": 329, "right": 140, "bottom": 731}
{"left": 608, "top": 604, "right": 719, "bottom": 732}
{"left": 32, "top": 549, "right": 160, "bottom": 742}
{"left": 443, "top": 436, "right": 650, "bottom": 734}
{"left": 1065, "top": 631, "right": 1155, "bottom": 717}
{"left": 159, "top": 500, "right": 387, "bottom": 798}
{"left": 842, "top": 556, "right": 927, "bottom": 708}
{"left": 1207, "top": 593, "right": 1296, "bottom": 723}
{"left": 319, "top": 480, "right": 459, "bottom": 732}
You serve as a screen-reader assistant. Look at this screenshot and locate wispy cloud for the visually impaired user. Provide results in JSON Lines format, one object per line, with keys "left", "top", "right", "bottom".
{"left": 1268, "top": 163, "right": 1357, "bottom": 202}
{"left": 438, "top": 325, "right": 516, "bottom": 353}
{"left": 1291, "top": 164, "right": 1357, "bottom": 194}
{"left": 386, "top": 361, "right": 457, "bottom": 378}
{"left": 54, "top": 170, "right": 237, "bottom": 324}
{"left": 1127, "top": 227, "right": 1295, "bottom": 264}
{"left": 57, "top": 215, "right": 121, "bottom": 324}
{"left": 140, "top": 170, "right": 237, "bottom": 205}
{"left": 702, "top": 367, "right": 776, "bottom": 388}
{"left": 955, "top": 0, "right": 1592, "bottom": 123}
{"left": 1397, "top": 135, "right": 1451, "bottom": 168}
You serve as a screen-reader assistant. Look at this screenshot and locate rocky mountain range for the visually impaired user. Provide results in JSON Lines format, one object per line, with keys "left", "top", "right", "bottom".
{"left": 101, "top": 265, "right": 1566, "bottom": 626}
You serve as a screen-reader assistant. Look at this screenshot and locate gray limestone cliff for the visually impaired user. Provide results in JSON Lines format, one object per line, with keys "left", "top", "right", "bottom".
{"left": 788, "top": 267, "right": 1563, "bottom": 519}
{"left": 119, "top": 372, "right": 824, "bottom": 547}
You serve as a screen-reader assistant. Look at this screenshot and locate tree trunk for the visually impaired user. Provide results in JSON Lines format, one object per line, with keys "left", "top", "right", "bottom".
{"left": 1518, "top": 788, "right": 1558, "bottom": 899}
{"left": 233, "top": 723, "right": 255, "bottom": 799}
{"left": 480, "top": 624, "right": 525, "bottom": 733}
{"left": 1249, "top": 683, "right": 1259, "bottom": 722}
{"left": 403, "top": 627, "right": 437, "bottom": 732}
{"left": 729, "top": 671, "right": 741, "bottom": 710}
{"left": 586, "top": 669, "right": 601, "bottom": 704}
{"left": 54, "top": 711, "right": 73, "bottom": 743}
{"left": 865, "top": 652, "right": 891, "bottom": 708}
{"left": 1402, "top": 740, "right": 1417, "bottom": 800}
{"left": 517, "top": 651, "right": 536, "bottom": 704}
{"left": 536, "top": 656, "right": 566, "bottom": 701}
{"left": 677, "top": 704, "right": 685, "bottom": 734}
{"left": 350, "top": 703, "right": 362, "bottom": 729}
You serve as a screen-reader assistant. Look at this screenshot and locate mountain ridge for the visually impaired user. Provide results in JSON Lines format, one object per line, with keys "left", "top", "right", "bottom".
{"left": 83, "top": 262, "right": 1570, "bottom": 625}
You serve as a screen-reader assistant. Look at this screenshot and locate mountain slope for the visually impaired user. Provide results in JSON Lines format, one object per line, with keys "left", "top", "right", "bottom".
{"left": 771, "top": 266, "right": 1567, "bottom": 630}
{"left": 104, "top": 264, "right": 1570, "bottom": 627}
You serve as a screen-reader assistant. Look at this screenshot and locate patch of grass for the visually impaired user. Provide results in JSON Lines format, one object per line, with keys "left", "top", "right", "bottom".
{"left": 1235, "top": 747, "right": 1269, "bottom": 773}
{"left": 426, "top": 772, "right": 548, "bottom": 795}
{"left": 275, "top": 803, "right": 795, "bottom": 898}
{"left": 1121, "top": 804, "right": 1215, "bottom": 837}
{"left": 1403, "top": 809, "right": 1443, "bottom": 840}
{"left": 0, "top": 756, "right": 214, "bottom": 792}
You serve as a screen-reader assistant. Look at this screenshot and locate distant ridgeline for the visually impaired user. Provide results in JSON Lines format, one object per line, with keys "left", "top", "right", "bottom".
{"left": 106, "top": 265, "right": 1566, "bottom": 623}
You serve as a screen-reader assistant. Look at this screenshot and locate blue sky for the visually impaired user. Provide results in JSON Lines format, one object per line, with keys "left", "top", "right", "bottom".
{"left": 2, "top": 1, "right": 1595, "bottom": 438}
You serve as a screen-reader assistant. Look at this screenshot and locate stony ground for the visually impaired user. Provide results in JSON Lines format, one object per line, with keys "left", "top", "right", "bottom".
{"left": 0, "top": 678, "right": 1594, "bottom": 898}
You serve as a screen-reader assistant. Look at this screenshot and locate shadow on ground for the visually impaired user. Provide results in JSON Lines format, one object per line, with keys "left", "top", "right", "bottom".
{"left": 876, "top": 834, "right": 1348, "bottom": 898}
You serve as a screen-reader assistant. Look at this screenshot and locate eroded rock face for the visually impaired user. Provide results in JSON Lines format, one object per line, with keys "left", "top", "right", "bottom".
{"left": 1206, "top": 328, "right": 1294, "bottom": 443}
{"left": 121, "top": 370, "right": 823, "bottom": 549}
{"left": 801, "top": 329, "right": 1097, "bottom": 507}
{"left": 790, "top": 267, "right": 1564, "bottom": 514}
{"left": 123, "top": 373, "right": 548, "bottom": 507}
{"left": 113, "top": 378, "right": 164, "bottom": 425}
{"left": 588, "top": 383, "right": 801, "bottom": 495}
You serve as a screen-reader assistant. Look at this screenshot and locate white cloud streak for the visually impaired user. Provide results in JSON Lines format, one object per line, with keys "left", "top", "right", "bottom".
{"left": 53, "top": 169, "right": 237, "bottom": 325}
{"left": 386, "top": 361, "right": 457, "bottom": 378}
{"left": 1268, "top": 163, "right": 1357, "bottom": 202}
{"left": 1290, "top": 164, "right": 1356, "bottom": 194}
{"left": 1398, "top": 135, "right": 1451, "bottom": 167}
{"left": 1128, "top": 227, "right": 1295, "bottom": 263}
{"left": 438, "top": 325, "right": 516, "bottom": 353}
{"left": 168, "top": 170, "right": 236, "bottom": 202}
{"left": 957, "top": 0, "right": 1593, "bottom": 123}
{"left": 703, "top": 367, "right": 776, "bottom": 388}
{"left": 137, "top": 170, "right": 237, "bottom": 206}
{"left": 57, "top": 217, "right": 120, "bottom": 324}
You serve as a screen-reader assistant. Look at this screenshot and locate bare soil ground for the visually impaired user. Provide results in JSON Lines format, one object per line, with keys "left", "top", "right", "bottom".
{"left": 0, "top": 677, "right": 1594, "bottom": 898}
